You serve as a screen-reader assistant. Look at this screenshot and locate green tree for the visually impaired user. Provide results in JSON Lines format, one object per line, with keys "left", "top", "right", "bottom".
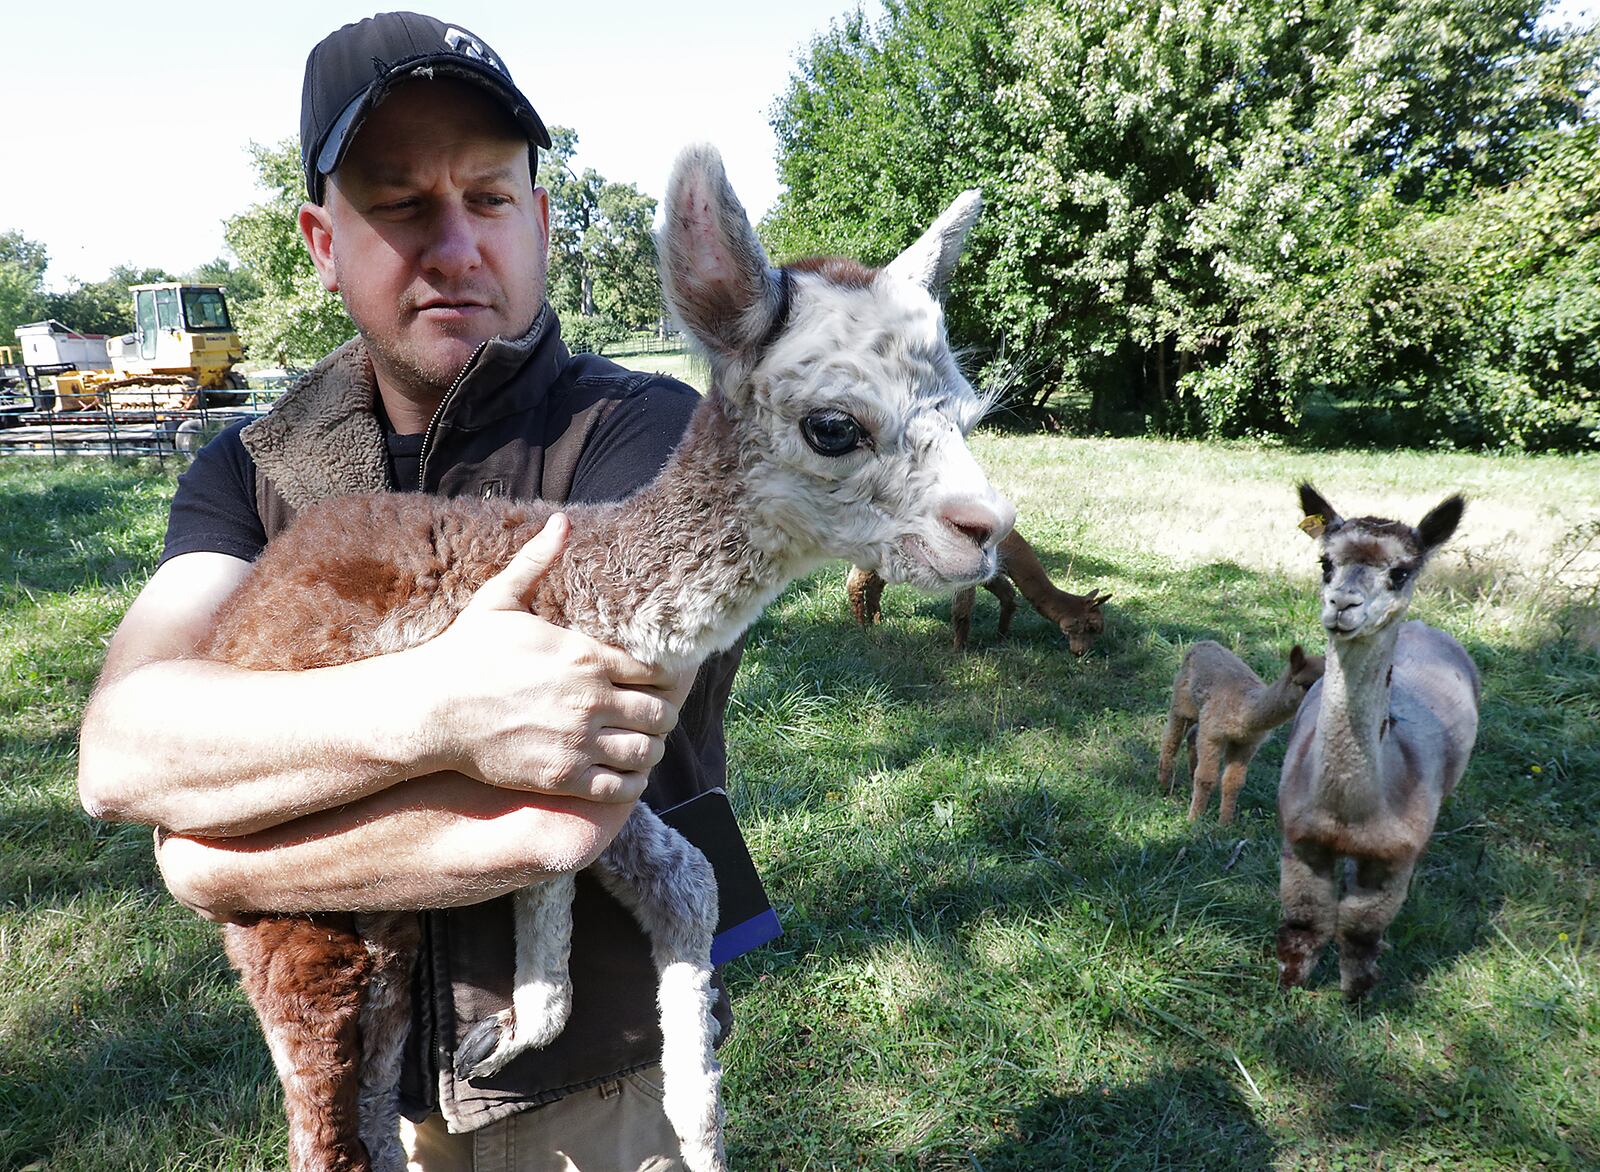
{"left": 223, "top": 139, "right": 354, "bottom": 366}
{"left": 44, "top": 265, "right": 176, "bottom": 337}
{"left": 188, "top": 255, "right": 265, "bottom": 318}
{"left": 541, "top": 128, "right": 662, "bottom": 341}
{"left": 768, "top": 0, "right": 1599, "bottom": 447}
{"left": 0, "top": 229, "right": 50, "bottom": 350}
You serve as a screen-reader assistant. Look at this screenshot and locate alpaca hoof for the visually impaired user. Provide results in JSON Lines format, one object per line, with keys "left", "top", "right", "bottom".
{"left": 1342, "top": 977, "right": 1377, "bottom": 1003}
{"left": 456, "top": 990, "right": 573, "bottom": 1081}
{"left": 1276, "top": 924, "right": 1323, "bottom": 988}
{"left": 455, "top": 1009, "right": 516, "bottom": 1080}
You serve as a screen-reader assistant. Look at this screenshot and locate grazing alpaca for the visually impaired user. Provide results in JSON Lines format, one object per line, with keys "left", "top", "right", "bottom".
{"left": 1276, "top": 484, "right": 1479, "bottom": 1000}
{"left": 206, "top": 145, "right": 1013, "bottom": 1172}
{"left": 846, "top": 529, "right": 1111, "bottom": 652}
{"left": 1157, "top": 642, "right": 1325, "bottom": 825}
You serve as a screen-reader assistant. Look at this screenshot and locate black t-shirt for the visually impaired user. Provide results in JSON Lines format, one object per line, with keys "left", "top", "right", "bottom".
{"left": 160, "top": 382, "right": 701, "bottom": 565}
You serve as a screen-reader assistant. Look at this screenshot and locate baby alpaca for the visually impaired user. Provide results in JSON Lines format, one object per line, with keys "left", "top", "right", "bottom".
{"left": 847, "top": 528, "right": 1111, "bottom": 652}
{"left": 1277, "top": 484, "right": 1479, "bottom": 999}
{"left": 1158, "top": 642, "right": 1325, "bottom": 825}
{"left": 206, "top": 145, "right": 1012, "bottom": 1172}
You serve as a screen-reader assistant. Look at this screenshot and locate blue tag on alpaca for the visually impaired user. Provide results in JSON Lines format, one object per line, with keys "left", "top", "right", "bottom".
{"left": 658, "top": 788, "right": 782, "bottom": 966}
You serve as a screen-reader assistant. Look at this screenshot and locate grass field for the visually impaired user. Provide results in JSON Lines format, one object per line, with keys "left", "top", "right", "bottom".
{"left": 1, "top": 430, "right": 1596, "bottom": 1170}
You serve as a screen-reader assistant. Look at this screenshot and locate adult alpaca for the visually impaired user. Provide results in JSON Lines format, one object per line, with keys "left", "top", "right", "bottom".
{"left": 1276, "top": 484, "right": 1479, "bottom": 999}
{"left": 208, "top": 145, "right": 1012, "bottom": 1172}
{"left": 846, "top": 529, "right": 1111, "bottom": 653}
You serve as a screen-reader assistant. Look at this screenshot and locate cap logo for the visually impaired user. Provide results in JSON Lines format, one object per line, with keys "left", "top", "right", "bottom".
{"left": 444, "top": 28, "right": 504, "bottom": 74}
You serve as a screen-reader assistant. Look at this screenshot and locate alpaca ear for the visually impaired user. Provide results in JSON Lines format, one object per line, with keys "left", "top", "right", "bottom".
{"left": 659, "top": 144, "right": 786, "bottom": 364}
{"left": 1417, "top": 494, "right": 1465, "bottom": 553}
{"left": 1289, "top": 644, "right": 1306, "bottom": 672}
{"left": 1089, "top": 589, "right": 1112, "bottom": 607}
{"left": 1297, "top": 483, "right": 1342, "bottom": 538}
{"left": 883, "top": 189, "right": 982, "bottom": 298}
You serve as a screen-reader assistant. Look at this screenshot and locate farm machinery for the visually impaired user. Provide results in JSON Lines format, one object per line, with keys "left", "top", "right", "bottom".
{"left": 2, "top": 283, "right": 268, "bottom": 456}
{"left": 13, "top": 282, "right": 247, "bottom": 411}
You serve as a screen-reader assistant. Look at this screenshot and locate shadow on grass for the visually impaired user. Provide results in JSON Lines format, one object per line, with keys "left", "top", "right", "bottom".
{"left": 0, "top": 465, "right": 168, "bottom": 600}
{"left": 0, "top": 937, "right": 278, "bottom": 1172}
{"left": 969, "top": 1063, "right": 1278, "bottom": 1171}
{"left": 1258, "top": 1010, "right": 1597, "bottom": 1165}
{"left": 735, "top": 553, "right": 1524, "bottom": 1002}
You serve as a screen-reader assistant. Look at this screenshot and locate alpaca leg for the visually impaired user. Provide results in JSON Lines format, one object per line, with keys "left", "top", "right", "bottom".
{"left": 1156, "top": 707, "right": 1191, "bottom": 795}
{"left": 591, "top": 807, "right": 725, "bottom": 1172}
{"left": 353, "top": 912, "right": 421, "bottom": 1172}
{"left": 845, "top": 566, "right": 885, "bottom": 626}
{"left": 1186, "top": 733, "right": 1224, "bottom": 823}
{"left": 1276, "top": 841, "right": 1338, "bottom": 988}
{"left": 985, "top": 574, "right": 1018, "bottom": 639}
{"left": 223, "top": 915, "right": 374, "bottom": 1172}
{"left": 1216, "top": 750, "right": 1252, "bottom": 826}
{"left": 455, "top": 874, "right": 579, "bottom": 1080}
{"left": 950, "top": 586, "right": 977, "bottom": 649}
{"left": 1336, "top": 857, "right": 1415, "bottom": 1001}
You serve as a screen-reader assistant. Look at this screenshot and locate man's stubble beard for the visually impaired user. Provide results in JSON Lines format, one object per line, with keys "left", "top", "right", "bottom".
{"left": 335, "top": 279, "right": 514, "bottom": 406}
{"left": 354, "top": 312, "right": 464, "bottom": 404}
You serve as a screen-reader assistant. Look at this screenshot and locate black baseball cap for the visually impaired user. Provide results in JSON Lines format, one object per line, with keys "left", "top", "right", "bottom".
{"left": 300, "top": 11, "right": 551, "bottom": 203}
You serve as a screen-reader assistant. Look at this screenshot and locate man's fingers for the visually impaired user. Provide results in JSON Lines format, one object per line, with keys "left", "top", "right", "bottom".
{"left": 591, "top": 644, "right": 697, "bottom": 694}
{"left": 469, "top": 514, "right": 569, "bottom": 612}
{"left": 592, "top": 729, "right": 667, "bottom": 775}
{"left": 605, "top": 689, "right": 680, "bottom": 738}
{"left": 578, "top": 765, "right": 650, "bottom": 805}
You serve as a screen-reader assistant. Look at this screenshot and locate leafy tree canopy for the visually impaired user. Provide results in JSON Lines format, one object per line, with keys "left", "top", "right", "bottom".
{"left": 0, "top": 231, "right": 49, "bottom": 353}
{"left": 767, "top": 0, "right": 1600, "bottom": 449}
{"left": 223, "top": 139, "right": 355, "bottom": 367}
{"left": 542, "top": 128, "right": 662, "bottom": 339}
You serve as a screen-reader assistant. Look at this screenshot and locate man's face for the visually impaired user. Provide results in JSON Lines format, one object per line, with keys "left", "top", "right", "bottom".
{"left": 300, "top": 79, "right": 549, "bottom": 399}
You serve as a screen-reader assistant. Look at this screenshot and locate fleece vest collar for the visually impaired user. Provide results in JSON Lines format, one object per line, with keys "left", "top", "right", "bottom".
{"left": 240, "top": 304, "right": 558, "bottom": 506}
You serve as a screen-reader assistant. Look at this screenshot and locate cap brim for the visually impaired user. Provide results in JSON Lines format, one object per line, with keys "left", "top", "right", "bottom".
{"left": 314, "top": 54, "right": 551, "bottom": 192}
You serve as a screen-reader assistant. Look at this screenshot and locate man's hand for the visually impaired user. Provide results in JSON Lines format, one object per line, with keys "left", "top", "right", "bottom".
{"left": 413, "top": 513, "right": 696, "bottom": 804}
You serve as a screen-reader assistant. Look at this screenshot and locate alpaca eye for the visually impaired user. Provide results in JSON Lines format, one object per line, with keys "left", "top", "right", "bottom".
{"left": 801, "top": 409, "right": 867, "bottom": 456}
{"left": 1320, "top": 555, "right": 1333, "bottom": 582}
{"left": 1389, "top": 566, "right": 1413, "bottom": 589}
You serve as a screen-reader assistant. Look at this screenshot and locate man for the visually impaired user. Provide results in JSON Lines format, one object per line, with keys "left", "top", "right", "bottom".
{"left": 76, "top": 13, "right": 743, "bottom": 1170}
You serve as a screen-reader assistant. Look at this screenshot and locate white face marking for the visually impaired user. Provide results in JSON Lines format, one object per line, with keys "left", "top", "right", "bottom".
{"left": 740, "top": 270, "right": 1012, "bottom": 588}
{"left": 1319, "top": 527, "right": 1419, "bottom": 639}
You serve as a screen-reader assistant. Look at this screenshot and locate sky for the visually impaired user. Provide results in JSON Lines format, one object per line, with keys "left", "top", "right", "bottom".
{"left": 0, "top": 0, "right": 872, "bottom": 291}
{"left": 2, "top": 0, "right": 1593, "bottom": 293}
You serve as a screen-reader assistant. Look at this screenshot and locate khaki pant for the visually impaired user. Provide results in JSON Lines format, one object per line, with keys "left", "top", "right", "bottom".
{"left": 401, "top": 1065, "right": 683, "bottom": 1172}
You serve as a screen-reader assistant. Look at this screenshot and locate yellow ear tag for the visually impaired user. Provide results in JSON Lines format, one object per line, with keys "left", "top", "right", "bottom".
{"left": 1299, "top": 514, "right": 1327, "bottom": 538}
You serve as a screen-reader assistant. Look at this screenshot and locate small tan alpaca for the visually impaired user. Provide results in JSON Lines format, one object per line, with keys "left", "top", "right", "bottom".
{"left": 1157, "top": 642, "right": 1325, "bottom": 825}
{"left": 846, "top": 528, "right": 1111, "bottom": 652}
{"left": 1277, "top": 484, "right": 1479, "bottom": 1000}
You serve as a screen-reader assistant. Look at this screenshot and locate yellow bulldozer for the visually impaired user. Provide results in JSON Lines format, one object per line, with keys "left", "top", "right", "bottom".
{"left": 18, "top": 282, "right": 247, "bottom": 411}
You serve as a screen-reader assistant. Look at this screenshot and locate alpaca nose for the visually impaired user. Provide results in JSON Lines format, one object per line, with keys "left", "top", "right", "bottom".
{"left": 1329, "top": 587, "right": 1362, "bottom": 613}
{"left": 942, "top": 497, "right": 1014, "bottom": 550}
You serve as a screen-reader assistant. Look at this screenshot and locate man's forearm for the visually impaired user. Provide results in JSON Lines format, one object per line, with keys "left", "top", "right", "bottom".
{"left": 157, "top": 771, "right": 628, "bottom": 917}
{"left": 79, "top": 652, "right": 438, "bottom": 836}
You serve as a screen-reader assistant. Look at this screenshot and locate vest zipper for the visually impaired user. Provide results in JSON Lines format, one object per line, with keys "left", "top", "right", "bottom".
{"left": 417, "top": 339, "right": 490, "bottom": 492}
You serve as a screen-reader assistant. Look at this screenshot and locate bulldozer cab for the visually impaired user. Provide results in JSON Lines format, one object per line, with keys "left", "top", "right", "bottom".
{"left": 117, "top": 283, "right": 244, "bottom": 389}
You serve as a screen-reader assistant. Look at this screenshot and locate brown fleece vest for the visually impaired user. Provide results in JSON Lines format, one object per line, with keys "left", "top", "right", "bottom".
{"left": 240, "top": 308, "right": 737, "bottom": 1131}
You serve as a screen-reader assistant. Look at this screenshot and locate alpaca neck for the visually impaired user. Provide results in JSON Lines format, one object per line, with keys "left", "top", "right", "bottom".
{"left": 1313, "top": 622, "right": 1400, "bottom": 819}
{"left": 1244, "top": 672, "right": 1302, "bottom": 732}
{"left": 548, "top": 395, "right": 824, "bottom": 670}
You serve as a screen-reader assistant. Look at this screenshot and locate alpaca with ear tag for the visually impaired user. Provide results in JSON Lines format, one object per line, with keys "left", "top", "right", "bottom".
{"left": 208, "top": 143, "right": 1013, "bottom": 1172}
{"left": 1275, "top": 484, "right": 1479, "bottom": 999}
